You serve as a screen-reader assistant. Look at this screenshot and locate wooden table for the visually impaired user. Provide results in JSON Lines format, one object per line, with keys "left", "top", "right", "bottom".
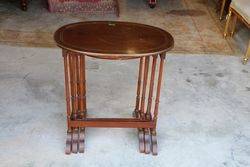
{"left": 54, "top": 21, "right": 174, "bottom": 155}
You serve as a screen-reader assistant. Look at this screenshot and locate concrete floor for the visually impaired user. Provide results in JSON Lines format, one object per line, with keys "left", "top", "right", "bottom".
{"left": 0, "top": 45, "right": 250, "bottom": 166}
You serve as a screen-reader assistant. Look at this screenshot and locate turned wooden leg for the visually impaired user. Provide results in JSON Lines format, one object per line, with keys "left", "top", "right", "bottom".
{"left": 63, "top": 51, "right": 87, "bottom": 154}
{"left": 78, "top": 54, "right": 87, "bottom": 153}
{"left": 150, "top": 129, "right": 158, "bottom": 155}
{"left": 135, "top": 58, "right": 145, "bottom": 153}
{"left": 242, "top": 40, "right": 250, "bottom": 65}
{"left": 139, "top": 57, "right": 150, "bottom": 153}
{"left": 219, "top": 0, "right": 226, "bottom": 20}
{"left": 20, "top": 0, "right": 27, "bottom": 11}
{"left": 144, "top": 128, "right": 151, "bottom": 154}
{"left": 71, "top": 129, "right": 79, "bottom": 153}
{"left": 70, "top": 53, "right": 79, "bottom": 154}
{"left": 146, "top": 55, "right": 157, "bottom": 120}
{"left": 65, "top": 131, "right": 72, "bottom": 154}
{"left": 143, "top": 55, "right": 157, "bottom": 155}
{"left": 63, "top": 50, "right": 73, "bottom": 154}
{"left": 133, "top": 57, "right": 144, "bottom": 118}
{"left": 150, "top": 53, "right": 166, "bottom": 155}
{"left": 136, "top": 57, "right": 149, "bottom": 153}
{"left": 140, "top": 57, "right": 150, "bottom": 120}
{"left": 230, "top": 14, "right": 237, "bottom": 37}
{"left": 224, "top": 9, "right": 232, "bottom": 38}
{"left": 78, "top": 128, "right": 85, "bottom": 153}
{"left": 138, "top": 128, "right": 145, "bottom": 153}
{"left": 78, "top": 54, "right": 87, "bottom": 117}
{"left": 136, "top": 54, "right": 165, "bottom": 155}
{"left": 69, "top": 53, "right": 77, "bottom": 120}
{"left": 153, "top": 54, "right": 165, "bottom": 124}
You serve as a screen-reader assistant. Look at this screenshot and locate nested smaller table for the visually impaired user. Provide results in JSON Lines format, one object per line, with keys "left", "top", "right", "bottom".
{"left": 54, "top": 21, "right": 174, "bottom": 155}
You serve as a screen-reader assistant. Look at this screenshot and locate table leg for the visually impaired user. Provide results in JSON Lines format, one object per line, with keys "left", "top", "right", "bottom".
{"left": 140, "top": 57, "right": 150, "bottom": 120}
{"left": 230, "top": 14, "right": 237, "bottom": 37}
{"left": 78, "top": 54, "right": 87, "bottom": 153}
{"left": 64, "top": 51, "right": 166, "bottom": 155}
{"left": 133, "top": 57, "right": 144, "bottom": 118}
{"left": 134, "top": 54, "right": 166, "bottom": 155}
{"left": 146, "top": 56, "right": 157, "bottom": 121}
{"left": 153, "top": 54, "right": 166, "bottom": 122}
{"left": 151, "top": 53, "right": 166, "bottom": 155}
{"left": 135, "top": 57, "right": 145, "bottom": 153}
{"left": 139, "top": 56, "right": 150, "bottom": 153}
{"left": 219, "top": 0, "right": 226, "bottom": 20}
{"left": 145, "top": 55, "right": 157, "bottom": 154}
{"left": 224, "top": 9, "right": 232, "bottom": 38}
{"left": 63, "top": 50, "right": 72, "bottom": 154}
{"left": 63, "top": 51, "right": 87, "bottom": 154}
{"left": 70, "top": 53, "right": 79, "bottom": 153}
{"left": 150, "top": 130, "right": 158, "bottom": 155}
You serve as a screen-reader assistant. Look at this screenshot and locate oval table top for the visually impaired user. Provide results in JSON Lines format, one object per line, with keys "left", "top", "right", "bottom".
{"left": 54, "top": 21, "right": 174, "bottom": 60}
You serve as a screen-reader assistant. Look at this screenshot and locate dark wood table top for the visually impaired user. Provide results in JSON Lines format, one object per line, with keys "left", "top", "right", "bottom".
{"left": 54, "top": 21, "right": 174, "bottom": 59}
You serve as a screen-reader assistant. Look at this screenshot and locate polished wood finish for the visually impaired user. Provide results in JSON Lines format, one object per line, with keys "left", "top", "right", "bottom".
{"left": 63, "top": 50, "right": 87, "bottom": 154}
{"left": 69, "top": 118, "right": 155, "bottom": 128}
{"left": 133, "top": 57, "right": 144, "bottom": 118}
{"left": 219, "top": 0, "right": 231, "bottom": 20}
{"left": 54, "top": 21, "right": 174, "bottom": 60}
{"left": 63, "top": 50, "right": 71, "bottom": 130}
{"left": 55, "top": 21, "right": 174, "bottom": 155}
{"left": 146, "top": 55, "right": 157, "bottom": 120}
{"left": 140, "top": 56, "right": 149, "bottom": 120}
{"left": 153, "top": 54, "right": 166, "bottom": 123}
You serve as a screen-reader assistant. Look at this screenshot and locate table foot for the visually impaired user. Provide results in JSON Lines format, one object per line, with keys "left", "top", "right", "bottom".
{"left": 144, "top": 129, "right": 151, "bottom": 154}
{"left": 138, "top": 129, "right": 145, "bottom": 153}
{"left": 65, "top": 128, "right": 86, "bottom": 154}
{"left": 65, "top": 131, "right": 72, "bottom": 154}
{"left": 72, "top": 129, "right": 79, "bottom": 153}
{"left": 138, "top": 128, "right": 158, "bottom": 155}
{"left": 78, "top": 128, "right": 85, "bottom": 153}
{"left": 151, "top": 132, "right": 158, "bottom": 155}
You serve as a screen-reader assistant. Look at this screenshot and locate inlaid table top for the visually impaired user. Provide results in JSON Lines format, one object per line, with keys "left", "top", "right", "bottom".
{"left": 54, "top": 21, "right": 174, "bottom": 60}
